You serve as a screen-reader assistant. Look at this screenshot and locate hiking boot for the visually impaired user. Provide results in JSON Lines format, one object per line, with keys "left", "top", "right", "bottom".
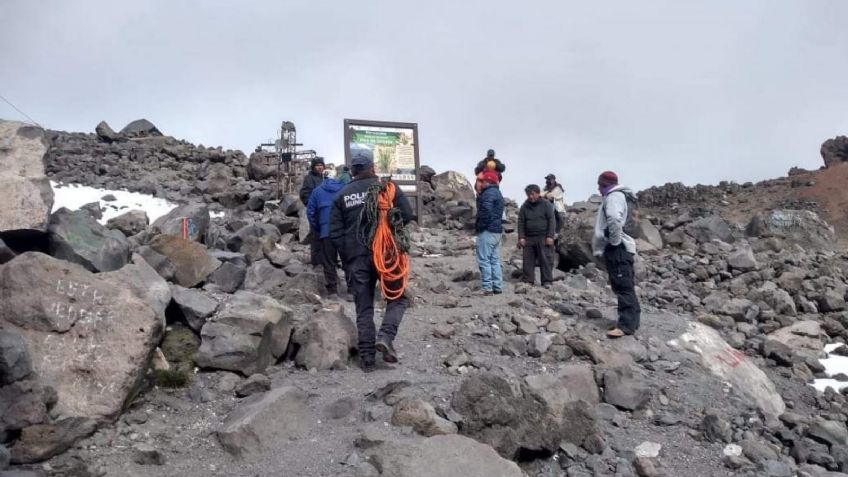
{"left": 479, "top": 289, "right": 494, "bottom": 296}
{"left": 493, "top": 289, "right": 503, "bottom": 295}
{"left": 360, "top": 356, "right": 376, "bottom": 373}
{"left": 376, "top": 338, "right": 398, "bottom": 363}
{"left": 606, "top": 328, "right": 625, "bottom": 338}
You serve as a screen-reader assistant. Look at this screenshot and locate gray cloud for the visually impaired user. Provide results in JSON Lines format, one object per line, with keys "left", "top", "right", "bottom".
{"left": 2, "top": 0, "right": 847, "bottom": 201}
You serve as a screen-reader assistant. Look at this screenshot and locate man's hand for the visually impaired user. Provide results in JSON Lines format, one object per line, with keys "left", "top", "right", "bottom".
{"left": 545, "top": 237, "right": 554, "bottom": 247}
{"left": 518, "top": 238, "right": 526, "bottom": 248}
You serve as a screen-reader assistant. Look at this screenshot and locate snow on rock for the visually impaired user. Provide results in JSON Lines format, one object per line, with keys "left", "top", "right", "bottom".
{"left": 50, "top": 181, "right": 177, "bottom": 225}
{"left": 812, "top": 343, "right": 848, "bottom": 393}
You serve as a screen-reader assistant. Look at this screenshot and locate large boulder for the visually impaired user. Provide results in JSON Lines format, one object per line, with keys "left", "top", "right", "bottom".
{"left": 821, "top": 136, "right": 848, "bottom": 168}
{"left": 746, "top": 210, "right": 835, "bottom": 250}
{"left": 0, "top": 330, "right": 32, "bottom": 385}
{"left": 685, "top": 216, "right": 735, "bottom": 244}
{"left": 94, "top": 121, "right": 119, "bottom": 143}
{"left": 194, "top": 291, "right": 293, "bottom": 375}
{"left": 291, "top": 305, "right": 357, "bottom": 371}
{"left": 602, "top": 365, "right": 652, "bottom": 411}
{"left": 119, "top": 119, "right": 162, "bottom": 138}
{"left": 171, "top": 286, "right": 218, "bottom": 332}
{"left": 148, "top": 234, "right": 221, "bottom": 288}
{"left": 106, "top": 210, "right": 149, "bottom": 237}
{"left": 430, "top": 171, "right": 475, "bottom": 205}
{"left": 367, "top": 435, "right": 525, "bottom": 477}
{"left": 9, "top": 416, "right": 97, "bottom": 464}
{"left": 100, "top": 254, "right": 172, "bottom": 322}
{"left": 0, "top": 120, "right": 54, "bottom": 232}
{"left": 390, "top": 399, "right": 458, "bottom": 437}
{"left": 669, "top": 322, "right": 785, "bottom": 418}
{"left": 247, "top": 152, "right": 278, "bottom": 181}
{"left": 523, "top": 364, "right": 600, "bottom": 420}
{"left": 150, "top": 203, "right": 210, "bottom": 242}
{"left": 556, "top": 208, "right": 599, "bottom": 271}
{"left": 205, "top": 163, "right": 232, "bottom": 195}
{"left": 0, "top": 252, "right": 163, "bottom": 420}
{"left": 47, "top": 208, "right": 130, "bottom": 272}
{"left": 216, "top": 386, "right": 314, "bottom": 459}
{"left": 451, "top": 372, "right": 579, "bottom": 459}
{"left": 767, "top": 321, "right": 824, "bottom": 359}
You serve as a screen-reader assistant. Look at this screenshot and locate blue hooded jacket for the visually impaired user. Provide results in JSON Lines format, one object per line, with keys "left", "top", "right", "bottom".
{"left": 307, "top": 178, "right": 344, "bottom": 238}
{"left": 475, "top": 184, "right": 504, "bottom": 234}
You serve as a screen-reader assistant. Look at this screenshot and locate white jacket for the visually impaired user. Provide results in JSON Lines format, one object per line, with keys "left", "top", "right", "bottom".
{"left": 592, "top": 185, "right": 637, "bottom": 256}
{"left": 544, "top": 184, "right": 566, "bottom": 214}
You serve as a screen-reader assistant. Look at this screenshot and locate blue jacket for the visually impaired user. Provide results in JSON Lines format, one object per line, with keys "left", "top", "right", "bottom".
{"left": 475, "top": 184, "right": 504, "bottom": 234}
{"left": 307, "top": 178, "right": 344, "bottom": 238}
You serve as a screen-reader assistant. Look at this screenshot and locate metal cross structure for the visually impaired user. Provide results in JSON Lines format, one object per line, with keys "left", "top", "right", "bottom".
{"left": 258, "top": 121, "right": 319, "bottom": 199}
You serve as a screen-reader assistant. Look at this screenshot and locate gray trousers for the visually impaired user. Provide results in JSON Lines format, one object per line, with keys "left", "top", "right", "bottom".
{"left": 347, "top": 255, "right": 408, "bottom": 358}
{"left": 522, "top": 235, "right": 554, "bottom": 285}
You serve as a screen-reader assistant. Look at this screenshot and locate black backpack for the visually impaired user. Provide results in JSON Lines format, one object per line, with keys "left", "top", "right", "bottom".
{"left": 603, "top": 190, "right": 641, "bottom": 237}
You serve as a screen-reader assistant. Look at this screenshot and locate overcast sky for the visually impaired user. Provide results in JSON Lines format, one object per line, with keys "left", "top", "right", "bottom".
{"left": 3, "top": 1, "right": 848, "bottom": 201}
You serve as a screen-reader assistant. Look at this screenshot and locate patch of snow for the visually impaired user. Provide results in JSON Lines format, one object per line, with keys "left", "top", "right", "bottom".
{"left": 210, "top": 211, "right": 226, "bottom": 219}
{"left": 50, "top": 181, "right": 177, "bottom": 225}
{"left": 812, "top": 343, "right": 848, "bottom": 393}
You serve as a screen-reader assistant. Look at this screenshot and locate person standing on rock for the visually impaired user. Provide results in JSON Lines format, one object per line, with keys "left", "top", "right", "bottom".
{"left": 330, "top": 155, "right": 414, "bottom": 372}
{"left": 474, "top": 149, "right": 506, "bottom": 183}
{"left": 307, "top": 175, "right": 346, "bottom": 299}
{"left": 475, "top": 170, "right": 505, "bottom": 295}
{"left": 543, "top": 173, "right": 566, "bottom": 233}
{"left": 518, "top": 184, "right": 556, "bottom": 288}
{"left": 300, "top": 157, "right": 326, "bottom": 266}
{"left": 592, "top": 171, "right": 641, "bottom": 338}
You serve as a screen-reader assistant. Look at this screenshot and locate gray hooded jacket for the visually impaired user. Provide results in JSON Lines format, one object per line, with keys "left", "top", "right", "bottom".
{"left": 592, "top": 185, "right": 637, "bottom": 256}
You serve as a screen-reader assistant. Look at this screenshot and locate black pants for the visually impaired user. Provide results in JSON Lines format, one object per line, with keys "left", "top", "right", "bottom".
{"left": 522, "top": 235, "right": 554, "bottom": 285}
{"left": 347, "top": 255, "right": 408, "bottom": 359}
{"left": 603, "top": 244, "right": 641, "bottom": 334}
{"left": 310, "top": 233, "right": 321, "bottom": 266}
{"left": 319, "top": 238, "right": 340, "bottom": 295}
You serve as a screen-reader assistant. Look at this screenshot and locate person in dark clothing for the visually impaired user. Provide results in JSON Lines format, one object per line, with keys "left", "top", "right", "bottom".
{"left": 300, "top": 157, "right": 326, "bottom": 266}
{"left": 307, "top": 177, "right": 345, "bottom": 297}
{"left": 475, "top": 170, "right": 505, "bottom": 295}
{"left": 592, "top": 170, "right": 641, "bottom": 338}
{"left": 329, "top": 156, "right": 414, "bottom": 372}
{"left": 474, "top": 149, "right": 506, "bottom": 183}
{"left": 518, "top": 184, "right": 556, "bottom": 287}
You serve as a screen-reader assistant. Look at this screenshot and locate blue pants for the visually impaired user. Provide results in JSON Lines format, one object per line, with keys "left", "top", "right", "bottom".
{"left": 476, "top": 231, "right": 503, "bottom": 292}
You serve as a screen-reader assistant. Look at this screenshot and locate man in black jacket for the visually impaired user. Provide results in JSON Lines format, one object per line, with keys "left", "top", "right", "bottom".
{"left": 300, "top": 157, "right": 326, "bottom": 266}
{"left": 329, "top": 156, "right": 413, "bottom": 372}
{"left": 518, "top": 184, "right": 556, "bottom": 287}
{"left": 474, "top": 149, "right": 506, "bottom": 182}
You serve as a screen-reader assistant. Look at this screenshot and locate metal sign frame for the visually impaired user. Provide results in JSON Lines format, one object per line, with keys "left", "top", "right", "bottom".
{"left": 343, "top": 118, "right": 423, "bottom": 219}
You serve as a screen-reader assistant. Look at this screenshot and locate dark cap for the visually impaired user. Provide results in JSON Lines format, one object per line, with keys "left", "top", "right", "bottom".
{"left": 486, "top": 149, "right": 495, "bottom": 157}
{"left": 310, "top": 157, "right": 325, "bottom": 167}
{"left": 351, "top": 154, "right": 374, "bottom": 168}
{"left": 545, "top": 174, "right": 556, "bottom": 180}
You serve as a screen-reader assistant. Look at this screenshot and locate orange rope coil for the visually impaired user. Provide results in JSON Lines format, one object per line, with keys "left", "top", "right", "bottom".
{"left": 371, "top": 181, "right": 410, "bottom": 300}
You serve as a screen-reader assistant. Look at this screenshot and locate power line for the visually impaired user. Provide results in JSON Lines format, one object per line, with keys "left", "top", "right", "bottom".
{"left": 0, "top": 92, "right": 42, "bottom": 128}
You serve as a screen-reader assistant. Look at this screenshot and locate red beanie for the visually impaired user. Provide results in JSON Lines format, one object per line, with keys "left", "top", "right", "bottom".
{"left": 598, "top": 170, "right": 618, "bottom": 186}
{"left": 481, "top": 170, "right": 500, "bottom": 185}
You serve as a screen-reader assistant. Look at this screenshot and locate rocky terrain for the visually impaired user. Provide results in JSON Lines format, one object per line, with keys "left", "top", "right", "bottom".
{"left": 3, "top": 118, "right": 848, "bottom": 477}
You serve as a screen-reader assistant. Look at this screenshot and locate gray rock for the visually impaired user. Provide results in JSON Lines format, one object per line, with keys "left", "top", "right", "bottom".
{"left": 452, "top": 372, "right": 571, "bottom": 459}
{"left": 48, "top": 208, "right": 130, "bottom": 272}
{"left": 292, "top": 305, "right": 356, "bottom": 371}
{"left": 0, "top": 378, "right": 56, "bottom": 433}
{"left": 0, "top": 444, "right": 7, "bottom": 470}
{"left": 324, "top": 397, "right": 357, "bottom": 420}
{"left": 501, "top": 335, "right": 527, "bottom": 357}
{"left": 136, "top": 245, "right": 176, "bottom": 281}
{"left": 205, "top": 163, "right": 232, "bottom": 195}
{"left": 0, "top": 120, "right": 53, "bottom": 232}
{"left": 94, "top": 120, "right": 119, "bottom": 142}
{"left": 132, "top": 444, "right": 165, "bottom": 465}
{"left": 527, "top": 333, "right": 553, "bottom": 357}
{"left": 685, "top": 216, "right": 735, "bottom": 243}
{"left": 603, "top": 366, "right": 652, "bottom": 411}
{"left": 524, "top": 364, "right": 600, "bottom": 421}
{"left": 171, "top": 286, "right": 218, "bottom": 332}
{"left": 727, "top": 246, "right": 758, "bottom": 271}
{"left": 747, "top": 209, "right": 835, "bottom": 250}
{"left": 819, "top": 290, "right": 847, "bottom": 313}
{"left": 216, "top": 386, "right": 314, "bottom": 459}
{"left": 391, "top": 399, "right": 458, "bottom": 437}
{"left": 119, "top": 118, "right": 162, "bottom": 137}
{"left": 149, "top": 234, "right": 221, "bottom": 288}
{"left": 0, "top": 239, "right": 14, "bottom": 265}
{"left": 703, "top": 411, "right": 732, "bottom": 443}
{"left": 206, "top": 261, "right": 246, "bottom": 293}
{"left": 366, "top": 434, "right": 524, "bottom": 477}
{"left": 195, "top": 291, "right": 292, "bottom": 375}
{"left": 101, "top": 253, "right": 172, "bottom": 321}
{"left": 809, "top": 418, "right": 848, "bottom": 447}
{"left": 243, "top": 259, "right": 288, "bottom": 293}
{"left": 247, "top": 151, "right": 278, "bottom": 181}
{"left": 106, "top": 209, "right": 149, "bottom": 236}
{"left": 741, "top": 438, "right": 778, "bottom": 463}
{"left": 150, "top": 203, "right": 210, "bottom": 242}
{"left": 234, "top": 373, "right": 271, "bottom": 398}
{"left": 79, "top": 201, "right": 102, "bottom": 219}
{"left": 0, "top": 331, "right": 31, "bottom": 385}
{"left": 227, "top": 223, "right": 281, "bottom": 256}
{"left": 0, "top": 252, "right": 162, "bottom": 422}
{"left": 8, "top": 417, "right": 97, "bottom": 464}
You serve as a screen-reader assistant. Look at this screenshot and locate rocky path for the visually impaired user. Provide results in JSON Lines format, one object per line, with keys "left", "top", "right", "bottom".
{"left": 36, "top": 233, "right": 767, "bottom": 477}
